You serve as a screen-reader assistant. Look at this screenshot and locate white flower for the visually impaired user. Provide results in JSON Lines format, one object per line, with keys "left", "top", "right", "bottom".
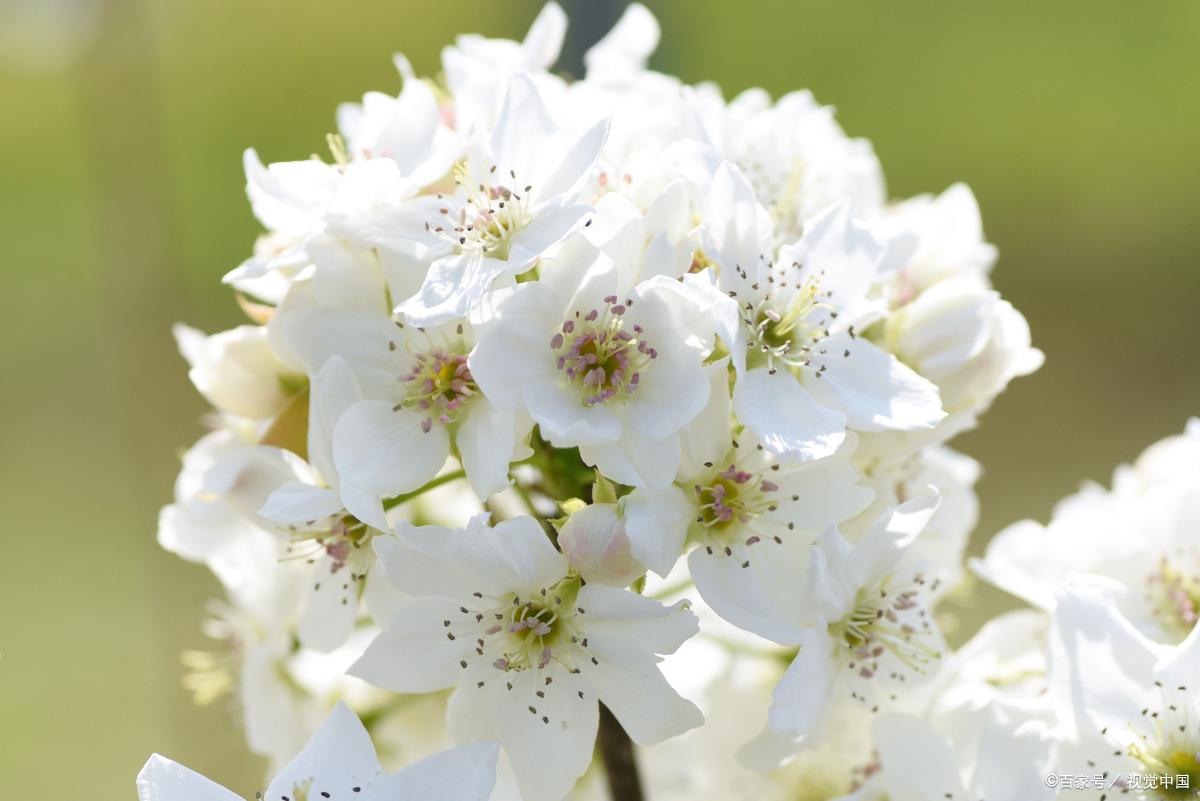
{"left": 255, "top": 356, "right": 387, "bottom": 651}
{"left": 865, "top": 714, "right": 1056, "bottom": 801}
{"left": 882, "top": 183, "right": 998, "bottom": 300}
{"left": 173, "top": 323, "right": 303, "bottom": 422}
{"left": 335, "top": 63, "right": 460, "bottom": 175}
{"left": 759, "top": 497, "right": 946, "bottom": 746}
{"left": 623, "top": 358, "right": 876, "bottom": 634}
{"left": 441, "top": 2, "right": 568, "bottom": 133}
{"left": 274, "top": 298, "right": 529, "bottom": 508}
{"left": 883, "top": 276, "right": 1042, "bottom": 417}
{"left": 387, "top": 73, "right": 609, "bottom": 326}
{"left": 847, "top": 445, "right": 981, "bottom": 599}
{"left": 223, "top": 149, "right": 341, "bottom": 290}
{"left": 1048, "top": 581, "right": 1200, "bottom": 797}
{"left": 581, "top": 3, "right": 660, "bottom": 81}
{"left": 137, "top": 702, "right": 499, "bottom": 801}
{"left": 701, "top": 162, "right": 944, "bottom": 462}
{"left": 349, "top": 515, "right": 703, "bottom": 801}
{"left": 678, "top": 85, "right": 886, "bottom": 244}
{"left": 974, "top": 419, "right": 1200, "bottom": 643}
{"left": 157, "top": 430, "right": 305, "bottom": 595}
{"left": 469, "top": 235, "right": 715, "bottom": 488}
{"left": 925, "top": 609, "right": 1053, "bottom": 737}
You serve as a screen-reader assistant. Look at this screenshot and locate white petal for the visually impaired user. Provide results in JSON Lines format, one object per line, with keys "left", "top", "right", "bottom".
{"left": 676, "top": 358, "right": 734, "bottom": 479}
{"left": 703, "top": 162, "right": 772, "bottom": 292}
{"left": 733, "top": 367, "right": 846, "bottom": 460}
{"left": 688, "top": 543, "right": 813, "bottom": 644}
{"left": 136, "top": 755, "right": 241, "bottom": 801}
{"left": 623, "top": 485, "right": 692, "bottom": 577}
{"left": 496, "top": 668, "right": 598, "bottom": 801}
{"left": 871, "top": 715, "right": 966, "bottom": 801}
{"left": 849, "top": 494, "right": 940, "bottom": 589}
{"left": 260, "top": 481, "right": 343, "bottom": 524}
{"left": 807, "top": 335, "right": 944, "bottom": 432}
{"left": 787, "top": 202, "right": 891, "bottom": 325}
{"left": 576, "top": 584, "right": 698, "bottom": 654}
{"left": 624, "top": 343, "right": 710, "bottom": 442}
{"left": 1048, "top": 581, "right": 1163, "bottom": 738}
{"left": 298, "top": 557, "right": 360, "bottom": 653}
{"left": 349, "top": 597, "right": 474, "bottom": 693}
{"left": 580, "top": 632, "right": 703, "bottom": 745}
{"left": 578, "top": 431, "right": 680, "bottom": 489}
{"left": 377, "top": 516, "right": 568, "bottom": 599}
{"left": 457, "top": 399, "right": 522, "bottom": 499}
{"left": 968, "top": 723, "right": 1056, "bottom": 801}
{"left": 526, "top": 381, "right": 622, "bottom": 446}
{"left": 535, "top": 116, "right": 610, "bottom": 201}
{"left": 488, "top": 73, "right": 557, "bottom": 184}
{"left": 521, "top": 2, "right": 567, "bottom": 68}
{"left": 271, "top": 306, "right": 406, "bottom": 397}
{"left": 397, "top": 252, "right": 510, "bottom": 327}
{"left": 766, "top": 627, "right": 836, "bottom": 738}
{"left": 265, "top": 702, "right": 383, "bottom": 800}
{"left": 771, "top": 452, "right": 875, "bottom": 531}
{"left": 584, "top": 3, "right": 660, "bottom": 77}
{"left": 383, "top": 742, "right": 499, "bottom": 801}
{"left": 468, "top": 282, "right": 560, "bottom": 409}
{"left": 308, "top": 355, "right": 364, "bottom": 485}
{"left": 332, "top": 400, "right": 450, "bottom": 499}
{"left": 506, "top": 202, "right": 591, "bottom": 268}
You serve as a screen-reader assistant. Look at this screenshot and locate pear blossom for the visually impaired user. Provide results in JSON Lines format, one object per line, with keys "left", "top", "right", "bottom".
{"left": 138, "top": 703, "right": 498, "bottom": 801}
{"left": 385, "top": 73, "right": 609, "bottom": 326}
{"left": 1048, "top": 582, "right": 1200, "bottom": 798}
{"left": 864, "top": 714, "right": 1056, "bottom": 801}
{"left": 975, "top": 419, "right": 1200, "bottom": 643}
{"left": 222, "top": 149, "right": 342, "bottom": 293}
{"left": 758, "top": 497, "right": 946, "bottom": 746}
{"left": 440, "top": 2, "right": 568, "bottom": 133}
{"left": 847, "top": 444, "right": 982, "bottom": 599}
{"left": 702, "top": 162, "right": 944, "bottom": 462}
{"left": 173, "top": 323, "right": 304, "bottom": 422}
{"left": 152, "top": 5, "right": 1050, "bottom": 799}
{"left": 623, "top": 359, "right": 876, "bottom": 634}
{"left": 350, "top": 515, "right": 703, "bottom": 801}
{"left": 883, "top": 183, "right": 998, "bottom": 298}
{"left": 678, "top": 85, "right": 886, "bottom": 245}
{"left": 883, "top": 276, "right": 1042, "bottom": 419}
{"left": 469, "top": 235, "right": 715, "bottom": 488}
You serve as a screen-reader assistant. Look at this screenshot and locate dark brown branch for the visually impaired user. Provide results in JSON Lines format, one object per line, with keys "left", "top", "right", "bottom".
{"left": 597, "top": 703, "right": 645, "bottom": 801}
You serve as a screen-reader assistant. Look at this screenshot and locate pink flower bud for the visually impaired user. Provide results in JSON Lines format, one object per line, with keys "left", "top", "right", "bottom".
{"left": 558, "top": 503, "right": 645, "bottom": 587}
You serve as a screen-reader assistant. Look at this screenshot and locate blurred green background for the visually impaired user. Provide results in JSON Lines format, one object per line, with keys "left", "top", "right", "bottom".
{"left": 1, "top": 0, "right": 1197, "bottom": 798}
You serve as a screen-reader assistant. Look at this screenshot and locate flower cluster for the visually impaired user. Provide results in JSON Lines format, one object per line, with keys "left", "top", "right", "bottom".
{"left": 144, "top": 5, "right": 1200, "bottom": 801}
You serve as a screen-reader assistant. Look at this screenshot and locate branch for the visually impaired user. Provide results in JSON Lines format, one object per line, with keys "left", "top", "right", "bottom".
{"left": 597, "top": 703, "right": 645, "bottom": 801}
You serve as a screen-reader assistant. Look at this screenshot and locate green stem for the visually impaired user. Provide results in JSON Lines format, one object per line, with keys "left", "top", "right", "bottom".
{"left": 382, "top": 469, "right": 466, "bottom": 511}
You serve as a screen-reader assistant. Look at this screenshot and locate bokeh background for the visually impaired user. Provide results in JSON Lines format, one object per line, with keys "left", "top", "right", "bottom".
{"left": 1, "top": 0, "right": 1197, "bottom": 798}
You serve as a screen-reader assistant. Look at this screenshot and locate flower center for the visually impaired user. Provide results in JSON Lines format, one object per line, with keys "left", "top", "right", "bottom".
{"left": 400, "top": 348, "right": 477, "bottom": 431}
{"left": 1146, "top": 553, "right": 1200, "bottom": 641}
{"left": 1126, "top": 728, "right": 1200, "bottom": 799}
{"left": 831, "top": 577, "right": 940, "bottom": 678}
{"left": 694, "top": 464, "right": 779, "bottom": 531}
{"left": 428, "top": 162, "right": 534, "bottom": 260}
{"left": 744, "top": 272, "right": 834, "bottom": 372}
{"left": 482, "top": 577, "right": 583, "bottom": 673}
{"left": 552, "top": 296, "right": 655, "bottom": 407}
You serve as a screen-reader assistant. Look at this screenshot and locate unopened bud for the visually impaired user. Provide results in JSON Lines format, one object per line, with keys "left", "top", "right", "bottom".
{"left": 558, "top": 503, "right": 645, "bottom": 587}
